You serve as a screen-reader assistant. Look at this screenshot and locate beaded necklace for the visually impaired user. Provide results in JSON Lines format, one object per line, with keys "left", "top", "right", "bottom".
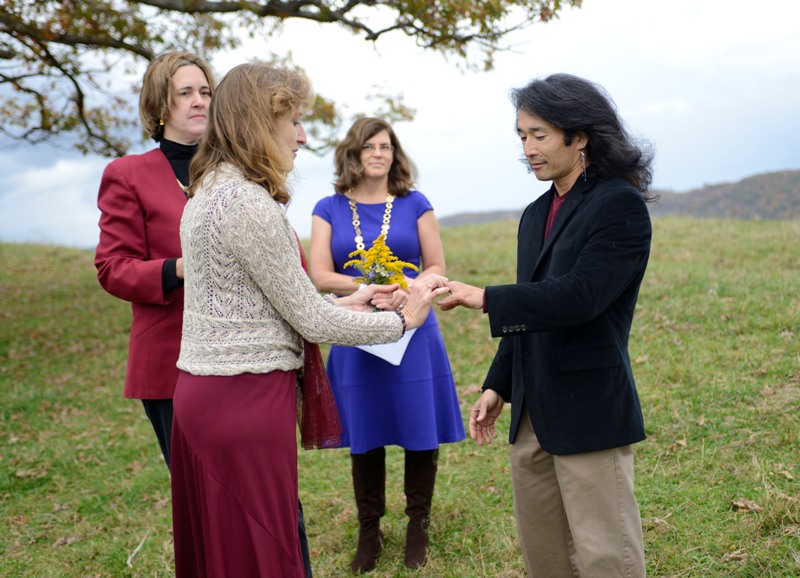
{"left": 347, "top": 191, "right": 395, "bottom": 250}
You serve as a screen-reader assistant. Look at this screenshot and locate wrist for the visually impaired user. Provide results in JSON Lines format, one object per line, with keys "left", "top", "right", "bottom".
{"left": 394, "top": 309, "right": 406, "bottom": 335}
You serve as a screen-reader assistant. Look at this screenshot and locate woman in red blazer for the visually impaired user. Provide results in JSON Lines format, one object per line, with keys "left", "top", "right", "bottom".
{"left": 95, "top": 51, "right": 215, "bottom": 466}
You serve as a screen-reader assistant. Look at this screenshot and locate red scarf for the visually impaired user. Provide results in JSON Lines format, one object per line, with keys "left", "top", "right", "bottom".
{"left": 295, "top": 234, "right": 343, "bottom": 450}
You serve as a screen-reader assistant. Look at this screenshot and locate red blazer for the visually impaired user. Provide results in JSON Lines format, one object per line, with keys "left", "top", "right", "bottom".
{"left": 95, "top": 148, "right": 187, "bottom": 399}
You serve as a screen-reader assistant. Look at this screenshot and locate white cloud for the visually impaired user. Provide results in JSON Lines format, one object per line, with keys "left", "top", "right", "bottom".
{"left": 2, "top": 0, "right": 799, "bottom": 245}
{"left": 0, "top": 156, "right": 106, "bottom": 248}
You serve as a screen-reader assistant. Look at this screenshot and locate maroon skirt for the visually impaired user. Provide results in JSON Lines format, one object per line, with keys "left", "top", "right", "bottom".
{"left": 171, "top": 370, "right": 304, "bottom": 577}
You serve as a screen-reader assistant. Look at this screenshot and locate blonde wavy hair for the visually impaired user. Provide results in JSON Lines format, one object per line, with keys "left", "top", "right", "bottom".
{"left": 188, "top": 63, "right": 313, "bottom": 204}
{"left": 139, "top": 51, "right": 216, "bottom": 142}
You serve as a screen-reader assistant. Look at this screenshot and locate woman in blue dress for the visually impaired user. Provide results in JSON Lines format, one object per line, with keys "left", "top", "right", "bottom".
{"left": 310, "top": 117, "right": 465, "bottom": 572}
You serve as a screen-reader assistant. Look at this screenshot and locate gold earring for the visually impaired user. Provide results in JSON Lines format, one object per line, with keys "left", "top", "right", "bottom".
{"left": 159, "top": 119, "right": 164, "bottom": 126}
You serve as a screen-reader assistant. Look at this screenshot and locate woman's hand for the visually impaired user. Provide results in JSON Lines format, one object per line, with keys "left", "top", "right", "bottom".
{"left": 371, "top": 287, "right": 409, "bottom": 311}
{"left": 335, "top": 277, "right": 450, "bottom": 328}
{"left": 401, "top": 274, "right": 450, "bottom": 330}
{"left": 337, "top": 283, "right": 399, "bottom": 312}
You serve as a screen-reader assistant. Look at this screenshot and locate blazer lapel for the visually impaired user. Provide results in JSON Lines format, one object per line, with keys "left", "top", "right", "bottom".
{"left": 530, "top": 176, "right": 595, "bottom": 279}
{"left": 517, "top": 190, "right": 551, "bottom": 282}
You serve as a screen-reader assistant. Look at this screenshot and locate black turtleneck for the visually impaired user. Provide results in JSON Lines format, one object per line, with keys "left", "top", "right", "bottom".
{"left": 160, "top": 138, "right": 198, "bottom": 189}
{"left": 159, "top": 138, "right": 198, "bottom": 296}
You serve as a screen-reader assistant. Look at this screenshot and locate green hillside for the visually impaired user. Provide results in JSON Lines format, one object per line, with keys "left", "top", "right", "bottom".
{"left": 1, "top": 218, "right": 799, "bottom": 577}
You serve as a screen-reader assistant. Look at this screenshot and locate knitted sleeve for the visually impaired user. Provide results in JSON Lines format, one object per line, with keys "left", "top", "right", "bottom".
{"left": 220, "top": 182, "right": 403, "bottom": 346}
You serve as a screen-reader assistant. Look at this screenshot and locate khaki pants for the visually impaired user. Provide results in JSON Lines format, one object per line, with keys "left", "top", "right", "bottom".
{"left": 510, "top": 410, "right": 646, "bottom": 578}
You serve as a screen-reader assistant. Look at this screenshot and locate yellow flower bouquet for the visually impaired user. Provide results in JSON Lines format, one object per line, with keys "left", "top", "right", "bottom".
{"left": 344, "top": 234, "right": 418, "bottom": 365}
{"left": 344, "top": 233, "right": 418, "bottom": 289}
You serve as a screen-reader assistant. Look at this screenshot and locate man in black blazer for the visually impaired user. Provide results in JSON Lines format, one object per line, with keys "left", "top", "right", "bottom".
{"left": 439, "top": 73, "right": 656, "bottom": 577}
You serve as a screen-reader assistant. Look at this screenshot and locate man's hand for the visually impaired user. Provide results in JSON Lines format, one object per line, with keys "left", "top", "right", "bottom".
{"left": 437, "top": 280, "right": 484, "bottom": 311}
{"left": 469, "top": 389, "right": 504, "bottom": 446}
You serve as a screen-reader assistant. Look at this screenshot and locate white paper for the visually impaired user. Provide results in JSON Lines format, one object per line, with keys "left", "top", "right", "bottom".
{"left": 355, "top": 328, "right": 417, "bottom": 366}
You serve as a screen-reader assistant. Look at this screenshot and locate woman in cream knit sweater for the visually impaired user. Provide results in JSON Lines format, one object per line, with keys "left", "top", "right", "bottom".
{"left": 171, "top": 63, "right": 447, "bottom": 578}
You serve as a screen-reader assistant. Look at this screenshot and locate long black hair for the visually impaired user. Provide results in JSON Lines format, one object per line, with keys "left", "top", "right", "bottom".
{"left": 511, "top": 73, "right": 656, "bottom": 201}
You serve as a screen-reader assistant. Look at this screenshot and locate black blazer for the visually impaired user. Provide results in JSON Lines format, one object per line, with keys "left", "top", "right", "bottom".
{"left": 483, "top": 174, "right": 651, "bottom": 455}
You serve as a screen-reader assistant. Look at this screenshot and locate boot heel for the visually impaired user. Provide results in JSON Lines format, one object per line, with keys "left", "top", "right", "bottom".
{"left": 350, "top": 526, "right": 383, "bottom": 573}
{"left": 404, "top": 518, "right": 430, "bottom": 568}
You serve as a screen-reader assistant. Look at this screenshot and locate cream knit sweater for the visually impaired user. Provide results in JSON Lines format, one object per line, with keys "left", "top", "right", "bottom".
{"left": 177, "top": 163, "right": 402, "bottom": 376}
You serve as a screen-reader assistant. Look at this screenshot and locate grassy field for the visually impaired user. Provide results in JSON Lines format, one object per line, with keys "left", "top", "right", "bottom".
{"left": 1, "top": 217, "right": 798, "bottom": 577}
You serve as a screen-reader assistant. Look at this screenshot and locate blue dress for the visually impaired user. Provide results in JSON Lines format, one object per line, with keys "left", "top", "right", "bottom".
{"left": 313, "top": 191, "right": 466, "bottom": 454}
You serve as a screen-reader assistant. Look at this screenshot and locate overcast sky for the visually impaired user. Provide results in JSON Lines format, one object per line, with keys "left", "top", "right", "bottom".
{"left": 2, "top": 0, "right": 799, "bottom": 248}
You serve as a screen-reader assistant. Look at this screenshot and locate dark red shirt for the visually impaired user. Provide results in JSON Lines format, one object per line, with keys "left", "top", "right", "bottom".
{"left": 544, "top": 190, "right": 568, "bottom": 241}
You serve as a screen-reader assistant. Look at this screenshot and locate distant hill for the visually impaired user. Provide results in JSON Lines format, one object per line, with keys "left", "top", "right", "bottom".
{"left": 439, "top": 170, "right": 800, "bottom": 226}
{"left": 439, "top": 209, "right": 523, "bottom": 228}
{"left": 647, "top": 170, "right": 800, "bottom": 219}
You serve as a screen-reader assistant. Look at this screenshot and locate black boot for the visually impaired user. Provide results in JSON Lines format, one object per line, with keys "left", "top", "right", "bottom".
{"left": 404, "top": 449, "right": 438, "bottom": 569}
{"left": 349, "top": 447, "right": 386, "bottom": 573}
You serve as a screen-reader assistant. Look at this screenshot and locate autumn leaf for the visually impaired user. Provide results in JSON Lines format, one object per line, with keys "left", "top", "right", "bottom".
{"left": 667, "top": 438, "right": 687, "bottom": 452}
{"left": 731, "top": 497, "right": 763, "bottom": 513}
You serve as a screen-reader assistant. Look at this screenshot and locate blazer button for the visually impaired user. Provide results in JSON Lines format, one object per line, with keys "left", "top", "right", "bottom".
{"left": 514, "top": 325, "right": 521, "bottom": 332}
{"left": 502, "top": 326, "right": 508, "bottom": 333}
{"left": 521, "top": 324, "right": 527, "bottom": 331}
